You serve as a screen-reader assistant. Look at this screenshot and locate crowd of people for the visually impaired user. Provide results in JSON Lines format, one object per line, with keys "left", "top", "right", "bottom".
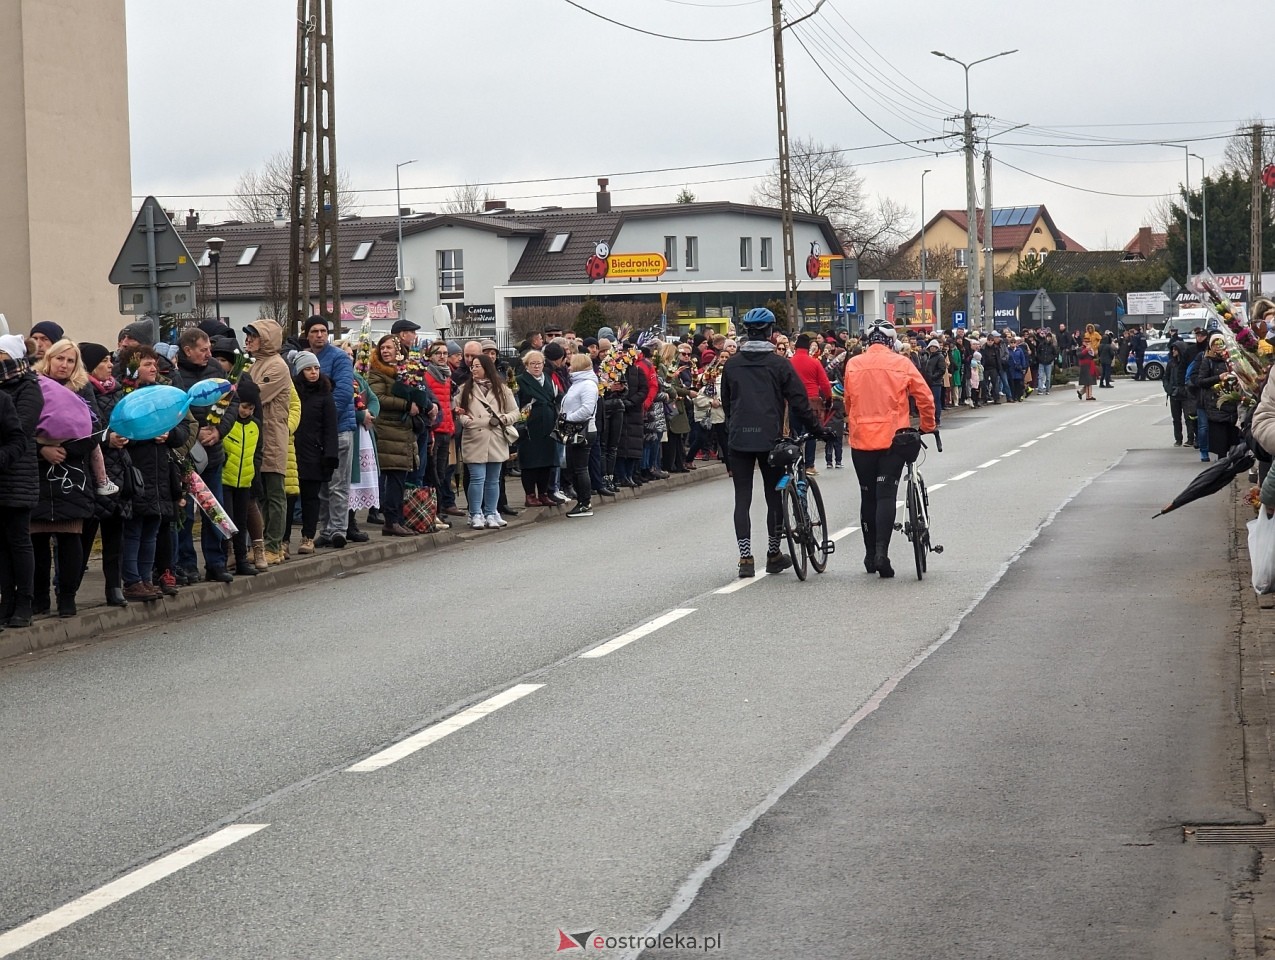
{"left": 0, "top": 307, "right": 1169, "bottom": 629}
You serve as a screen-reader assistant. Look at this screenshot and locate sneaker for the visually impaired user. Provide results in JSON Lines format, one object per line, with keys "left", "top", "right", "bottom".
{"left": 158, "top": 569, "right": 180, "bottom": 596}
{"left": 469, "top": 515, "right": 486, "bottom": 530}
{"left": 566, "top": 503, "right": 593, "bottom": 518}
{"left": 486, "top": 513, "right": 508, "bottom": 528}
{"left": 834, "top": 462, "right": 843, "bottom": 469}
{"left": 264, "top": 548, "right": 287, "bottom": 565}
{"left": 330, "top": 532, "right": 346, "bottom": 549}
{"left": 298, "top": 537, "right": 315, "bottom": 554}
{"left": 804, "top": 466, "right": 819, "bottom": 477}
{"left": 549, "top": 491, "right": 570, "bottom": 504}
{"left": 765, "top": 552, "right": 793, "bottom": 574}
{"left": 95, "top": 480, "right": 120, "bottom": 496}
{"left": 314, "top": 535, "right": 331, "bottom": 548}
{"left": 738, "top": 556, "right": 755, "bottom": 578}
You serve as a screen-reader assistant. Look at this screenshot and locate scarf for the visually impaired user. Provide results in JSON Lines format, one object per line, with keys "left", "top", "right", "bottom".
{"left": 0, "top": 357, "right": 28, "bottom": 383}
{"left": 426, "top": 360, "right": 450, "bottom": 383}
{"left": 90, "top": 374, "right": 118, "bottom": 395}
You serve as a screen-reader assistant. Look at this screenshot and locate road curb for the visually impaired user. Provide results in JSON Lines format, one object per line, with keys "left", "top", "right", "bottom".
{"left": 0, "top": 462, "right": 729, "bottom": 664}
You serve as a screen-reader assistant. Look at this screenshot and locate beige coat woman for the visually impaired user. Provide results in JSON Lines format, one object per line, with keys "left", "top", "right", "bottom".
{"left": 457, "top": 376, "right": 518, "bottom": 465}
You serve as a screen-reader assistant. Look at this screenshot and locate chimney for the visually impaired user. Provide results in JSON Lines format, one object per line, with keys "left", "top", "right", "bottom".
{"left": 185, "top": 208, "right": 200, "bottom": 230}
{"left": 596, "top": 177, "right": 611, "bottom": 214}
{"left": 483, "top": 199, "right": 508, "bottom": 212}
{"left": 1137, "top": 226, "right": 1153, "bottom": 259}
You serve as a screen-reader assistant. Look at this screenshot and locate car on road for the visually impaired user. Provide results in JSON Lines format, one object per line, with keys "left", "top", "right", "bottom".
{"left": 1138, "top": 338, "right": 1172, "bottom": 380}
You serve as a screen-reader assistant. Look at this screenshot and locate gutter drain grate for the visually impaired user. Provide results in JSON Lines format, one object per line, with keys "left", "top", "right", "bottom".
{"left": 1183, "top": 825, "right": 1275, "bottom": 844}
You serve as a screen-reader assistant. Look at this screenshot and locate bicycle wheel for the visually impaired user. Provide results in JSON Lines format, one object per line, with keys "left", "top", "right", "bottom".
{"left": 917, "top": 477, "right": 930, "bottom": 574}
{"left": 803, "top": 477, "right": 830, "bottom": 573}
{"left": 782, "top": 482, "right": 808, "bottom": 581}
{"left": 907, "top": 480, "right": 925, "bottom": 581}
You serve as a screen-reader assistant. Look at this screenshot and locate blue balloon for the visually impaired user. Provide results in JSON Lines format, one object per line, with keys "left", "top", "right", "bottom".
{"left": 186, "top": 377, "right": 232, "bottom": 407}
{"left": 108, "top": 385, "right": 191, "bottom": 441}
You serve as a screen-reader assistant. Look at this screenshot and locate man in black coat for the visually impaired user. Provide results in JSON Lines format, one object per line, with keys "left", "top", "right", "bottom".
{"left": 171, "top": 328, "right": 236, "bottom": 583}
{"left": 1130, "top": 327, "right": 1148, "bottom": 380}
{"left": 982, "top": 332, "right": 1004, "bottom": 403}
{"left": 0, "top": 345, "right": 42, "bottom": 627}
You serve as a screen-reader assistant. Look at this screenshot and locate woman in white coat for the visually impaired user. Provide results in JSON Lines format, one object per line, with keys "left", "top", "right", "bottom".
{"left": 455, "top": 354, "right": 519, "bottom": 529}
{"left": 559, "top": 354, "right": 599, "bottom": 518}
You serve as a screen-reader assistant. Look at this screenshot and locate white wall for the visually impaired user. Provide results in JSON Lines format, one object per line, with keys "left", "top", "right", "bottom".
{"left": 398, "top": 226, "right": 528, "bottom": 317}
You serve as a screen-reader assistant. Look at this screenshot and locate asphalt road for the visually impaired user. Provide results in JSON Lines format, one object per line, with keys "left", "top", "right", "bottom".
{"left": 0, "top": 381, "right": 1251, "bottom": 959}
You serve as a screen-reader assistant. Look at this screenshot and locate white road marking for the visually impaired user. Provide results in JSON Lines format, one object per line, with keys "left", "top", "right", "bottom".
{"left": 346, "top": 684, "right": 544, "bottom": 772}
{"left": 977, "top": 459, "right": 1000, "bottom": 469}
{"left": 1072, "top": 404, "right": 1127, "bottom": 426}
{"left": 829, "top": 526, "right": 859, "bottom": 543}
{"left": 715, "top": 573, "right": 768, "bottom": 593}
{"left": 1060, "top": 414, "right": 1089, "bottom": 426}
{"left": 579, "top": 609, "right": 696, "bottom": 659}
{"left": 1000, "top": 449, "right": 1022, "bottom": 458}
{"left": 927, "top": 483, "right": 946, "bottom": 491}
{"left": 1037, "top": 432, "right": 1055, "bottom": 439}
{"left": 946, "top": 470, "right": 976, "bottom": 482}
{"left": 1019, "top": 439, "right": 1038, "bottom": 448}
{"left": 0, "top": 825, "right": 269, "bottom": 959}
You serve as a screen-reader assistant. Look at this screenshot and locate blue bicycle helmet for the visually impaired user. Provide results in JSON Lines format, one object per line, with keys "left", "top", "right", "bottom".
{"left": 741, "top": 307, "right": 776, "bottom": 328}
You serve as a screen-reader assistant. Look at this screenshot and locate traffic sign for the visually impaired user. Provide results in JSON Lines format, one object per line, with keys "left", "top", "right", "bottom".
{"left": 1028, "top": 288, "right": 1056, "bottom": 317}
{"left": 110, "top": 196, "right": 201, "bottom": 286}
{"left": 953, "top": 311, "right": 967, "bottom": 328}
{"left": 1161, "top": 277, "right": 1183, "bottom": 301}
{"left": 893, "top": 295, "right": 915, "bottom": 320}
{"left": 830, "top": 257, "right": 859, "bottom": 293}
{"left": 836, "top": 290, "right": 857, "bottom": 313}
{"left": 118, "top": 283, "right": 196, "bottom": 316}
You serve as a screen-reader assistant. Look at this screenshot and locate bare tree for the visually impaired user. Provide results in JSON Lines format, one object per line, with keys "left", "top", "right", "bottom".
{"left": 230, "top": 150, "right": 361, "bottom": 222}
{"left": 257, "top": 259, "right": 289, "bottom": 323}
{"left": 442, "top": 183, "right": 492, "bottom": 215}
{"left": 753, "top": 136, "right": 912, "bottom": 264}
{"left": 1221, "top": 118, "right": 1274, "bottom": 176}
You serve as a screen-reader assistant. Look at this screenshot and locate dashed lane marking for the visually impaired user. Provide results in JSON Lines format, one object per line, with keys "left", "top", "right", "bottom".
{"left": 715, "top": 573, "right": 768, "bottom": 594}
{"left": 1037, "top": 432, "right": 1054, "bottom": 439}
{"left": 927, "top": 483, "right": 946, "bottom": 491}
{"left": 346, "top": 684, "right": 544, "bottom": 771}
{"left": 579, "top": 609, "right": 697, "bottom": 659}
{"left": 977, "top": 459, "right": 1000, "bottom": 469}
{"left": 829, "top": 526, "right": 859, "bottom": 543}
{"left": 1000, "top": 449, "right": 1022, "bottom": 458}
{"left": 1019, "top": 439, "right": 1039, "bottom": 448}
{"left": 0, "top": 825, "right": 270, "bottom": 959}
{"left": 946, "top": 471, "right": 976, "bottom": 482}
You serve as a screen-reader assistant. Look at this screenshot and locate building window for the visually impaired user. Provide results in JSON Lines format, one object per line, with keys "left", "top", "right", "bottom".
{"left": 954, "top": 248, "right": 968, "bottom": 268}
{"left": 352, "top": 240, "right": 375, "bottom": 261}
{"left": 739, "top": 237, "right": 753, "bottom": 271}
{"left": 685, "top": 236, "right": 699, "bottom": 271}
{"left": 237, "top": 245, "right": 259, "bottom": 266}
{"left": 438, "top": 249, "right": 464, "bottom": 294}
{"left": 548, "top": 233, "right": 570, "bottom": 253}
{"left": 664, "top": 235, "right": 677, "bottom": 271}
{"left": 310, "top": 243, "right": 331, "bottom": 264}
{"left": 760, "top": 237, "right": 772, "bottom": 271}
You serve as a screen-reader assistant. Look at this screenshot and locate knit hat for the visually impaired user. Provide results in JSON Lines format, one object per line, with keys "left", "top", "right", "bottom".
{"left": 543, "top": 341, "right": 567, "bottom": 362}
{"left": 234, "top": 376, "right": 261, "bottom": 407}
{"left": 446, "top": 340, "right": 461, "bottom": 356}
{"left": 79, "top": 342, "right": 110, "bottom": 373}
{"left": 0, "top": 334, "right": 27, "bottom": 359}
{"left": 121, "top": 319, "right": 156, "bottom": 346}
{"left": 292, "top": 350, "right": 321, "bottom": 375}
{"left": 597, "top": 326, "right": 616, "bottom": 341}
{"left": 304, "top": 315, "right": 330, "bottom": 333}
{"left": 30, "top": 321, "right": 64, "bottom": 343}
{"left": 197, "top": 318, "right": 234, "bottom": 339}
{"left": 480, "top": 338, "right": 499, "bottom": 351}
{"left": 210, "top": 336, "right": 240, "bottom": 362}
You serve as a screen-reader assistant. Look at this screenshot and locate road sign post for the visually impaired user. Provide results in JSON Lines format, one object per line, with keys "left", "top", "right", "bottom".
{"left": 109, "top": 196, "right": 202, "bottom": 335}
{"left": 1028, "top": 288, "right": 1057, "bottom": 329}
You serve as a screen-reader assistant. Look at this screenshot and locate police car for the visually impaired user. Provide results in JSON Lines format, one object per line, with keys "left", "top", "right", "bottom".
{"left": 1140, "top": 338, "right": 1173, "bottom": 380}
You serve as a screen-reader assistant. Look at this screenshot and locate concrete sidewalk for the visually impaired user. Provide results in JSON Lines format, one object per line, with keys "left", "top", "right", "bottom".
{"left": 0, "top": 462, "right": 727, "bottom": 664}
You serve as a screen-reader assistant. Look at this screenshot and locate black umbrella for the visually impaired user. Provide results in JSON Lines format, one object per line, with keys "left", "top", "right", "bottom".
{"left": 1154, "top": 442, "right": 1254, "bottom": 517}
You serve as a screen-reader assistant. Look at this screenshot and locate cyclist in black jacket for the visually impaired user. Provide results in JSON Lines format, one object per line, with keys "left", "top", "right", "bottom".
{"left": 721, "top": 307, "right": 828, "bottom": 579}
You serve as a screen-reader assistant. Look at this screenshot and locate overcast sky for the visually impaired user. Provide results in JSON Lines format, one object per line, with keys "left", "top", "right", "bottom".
{"left": 126, "top": 0, "right": 1269, "bottom": 253}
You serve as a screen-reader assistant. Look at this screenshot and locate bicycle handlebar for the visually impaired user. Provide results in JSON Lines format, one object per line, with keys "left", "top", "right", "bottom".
{"left": 933, "top": 429, "right": 943, "bottom": 453}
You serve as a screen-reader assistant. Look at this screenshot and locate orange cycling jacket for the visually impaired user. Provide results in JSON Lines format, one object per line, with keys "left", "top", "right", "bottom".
{"left": 842, "top": 344, "right": 937, "bottom": 451}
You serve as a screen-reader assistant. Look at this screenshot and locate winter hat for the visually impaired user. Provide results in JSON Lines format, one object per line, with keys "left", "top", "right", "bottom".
{"left": 597, "top": 326, "right": 616, "bottom": 342}
{"left": 0, "top": 334, "right": 27, "bottom": 359}
{"left": 234, "top": 375, "right": 261, "bottom": 408}
{"left": 210, "top": 336, "right": 240, "bottom": 362}
{"left": 197, "top": 318, "right": 233, "bottom": 339}
{"left": 446, "top": 340, "right": 461, "bottom": 356}
{"left": 304, "top": 315, "right": 330, "bottom": 333}
{"left": 543, "top": 341, "right": 567, "bottom": 363}
{"left": 292, "top": 350, "right": 321, "bottom": 375}
{"left": 121, "top": 319, "right": 156, "bottom": 346}
{"left": 79, "top": 342, "right": 110, "bottom": 373}
{"left": 30, "top": 321, "right": 64, "bottom": 343}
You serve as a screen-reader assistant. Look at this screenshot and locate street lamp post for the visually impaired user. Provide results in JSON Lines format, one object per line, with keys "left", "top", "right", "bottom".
{"left": 396, "top": 159, "right": 417, "bottom": 320}
{"left": 920, "top": 168, "right": 932, "bottom": 325}
{"left": 932, "top": 48, "right": 1018, "bottom": 328}
{"left": 1191, "top": 152, "right": 1208, "bottom": 271}
{"left": 206, "top": 236, "right": 225, "bottom": 325}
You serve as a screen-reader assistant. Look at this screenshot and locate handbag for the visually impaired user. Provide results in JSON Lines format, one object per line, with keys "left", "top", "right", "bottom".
{"left": 477, "top": 396, "right": 520, "bottom": 445}
{"left": 402, "top": 484, "right": 438, "bottom": 534}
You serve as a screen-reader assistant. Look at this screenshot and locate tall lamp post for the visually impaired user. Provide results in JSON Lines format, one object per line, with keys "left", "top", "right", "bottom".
{"left": 932, "top": 48, "right": 1018, "bottom": 328}
{"left": 920, "top": 168, "right": 932, "bottom": 326}
{"left": 205, "top": 236, "right": 225, "bottom": 324}
{"left": 1164, "top": 144, "right": 1194, "bottom": 280}
{"left": 396, "top": 159, "right": 417, "bottom": 320}
{"left": 1190, "top": 152, "right": 1208, "bottom": 271}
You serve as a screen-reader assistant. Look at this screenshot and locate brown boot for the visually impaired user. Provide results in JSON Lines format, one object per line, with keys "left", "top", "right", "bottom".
{"left": 123, "top": 582, "right": 159, "bottom": 602}
{"left": 264, "top": 547, "right": 287, "bottom": 565}
{"left": 252, "top": 539, "right": 267, "bottom": 569}
{"left": 382, "top": 523, "right": 415, "bottom": 537}
{"left": 298, "top": 537, "right": 315, "bottom": 555}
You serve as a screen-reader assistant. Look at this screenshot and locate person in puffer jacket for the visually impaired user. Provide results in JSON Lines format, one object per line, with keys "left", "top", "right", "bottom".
{"left": 559, "top": 354, "right": 599, "bottom": 518}
{"left": 0, "top": 334, "right": 43, "bottom": 627}
{"left": 222, "top": 377, "right": 263, "bottom": 575}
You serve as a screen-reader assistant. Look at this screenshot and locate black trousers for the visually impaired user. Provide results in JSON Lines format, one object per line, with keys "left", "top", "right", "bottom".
{"left": 566, "top": 442, "right": 591, "bottom": 507}
{"left": 223, "top": 485, "right": 252, "bottom": 564}
{"left": 1169, "top": 396, "right": 1184, "bottom": 444}
{"left": 33, "top": 532, "right": 84, "bottom": 604}
{"left": 727, "top": 450, "right": 784, "bottom": 554}
{"left": 521, "top": 466, "right": 552, "bottom": 498}
{"left": 0, "top": 506, "right": 34, "bottom": 617}
{"left": 851, "top": 446, "right": 905, "bottom": 558}
{"left": 82, "top": 514, "right": 124, "bottom": 593}
{"left": 300, "top": 479, "right": 322, "bottom": 537}
{"left": 601, "top": 401, "right": 625, "bottom": 476}
{"left": 383, "top": 470, "right": 407, "bottom": 525}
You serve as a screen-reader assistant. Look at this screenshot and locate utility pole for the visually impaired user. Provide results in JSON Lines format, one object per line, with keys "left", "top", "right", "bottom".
{"left": 288, "top": 0, "right": 342, "bottom": 339}
{"left": 920, "top": 168, "right": 931, "bottom": 325}
{"left": 983, "top": 145, "right": 994, "bottom": 332}
{"left": 1254, "top": 124, "right": 1264, "bottom": 296}
{"left": 771, "top": 0, "right": 797, "bottom": 331}
{"left": 933, "top": 50, "right": 1016, "bottom": 330}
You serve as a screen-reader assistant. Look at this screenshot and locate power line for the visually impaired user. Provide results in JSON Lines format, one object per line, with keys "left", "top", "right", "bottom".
{"left": 991, "top": 156, "right": 1173, "bottom": 199}
{"left": 655, "top": 0, "right": 766, "bottom": 6}
{"left": 558, "top": 0, "right": 770, "bottom": 41}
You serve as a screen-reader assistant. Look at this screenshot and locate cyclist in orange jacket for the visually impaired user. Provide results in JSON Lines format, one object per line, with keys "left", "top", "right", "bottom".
{"left": 842, "top": 319, "right": 936, "bottom": 578}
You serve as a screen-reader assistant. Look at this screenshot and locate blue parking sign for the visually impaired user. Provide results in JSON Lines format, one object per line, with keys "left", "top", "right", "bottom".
{"left": 953, "top": 311, "right": 967, "bottom": 328}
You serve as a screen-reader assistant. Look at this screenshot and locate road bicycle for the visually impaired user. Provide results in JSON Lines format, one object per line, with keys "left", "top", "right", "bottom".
{"left": 893, "top": 428, "right": 944, "bottom": 581}
{"left": 769, "top": 433, "right": 834, "bottom": 581}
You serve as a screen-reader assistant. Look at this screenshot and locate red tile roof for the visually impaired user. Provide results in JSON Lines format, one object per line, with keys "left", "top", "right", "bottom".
{"left": 910, "top": 205, "right": 1086, "bottom": 254}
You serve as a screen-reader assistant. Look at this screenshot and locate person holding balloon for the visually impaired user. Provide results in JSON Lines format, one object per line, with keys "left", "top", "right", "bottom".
{"left": 114, "top": 346, "right": 195, "bottom": 603}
